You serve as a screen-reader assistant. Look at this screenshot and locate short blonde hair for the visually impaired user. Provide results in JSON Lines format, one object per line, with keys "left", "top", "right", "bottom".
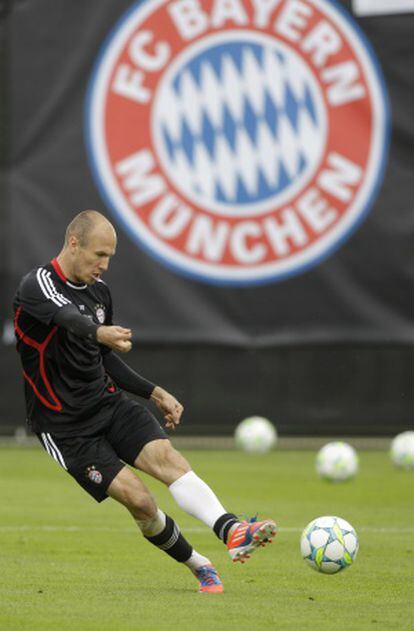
{"left": 64, "top": 210, "right": 109, "bottom": 247}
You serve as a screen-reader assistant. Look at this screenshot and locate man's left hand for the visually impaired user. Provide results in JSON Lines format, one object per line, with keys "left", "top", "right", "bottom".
{"left": 150, "top": 386, "right": 184, "bottom": 430}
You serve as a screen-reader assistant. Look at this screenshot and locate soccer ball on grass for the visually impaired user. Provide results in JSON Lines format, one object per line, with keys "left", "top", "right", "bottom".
{"left": 316, "top": 441, "right": 358, "bottom": 482}
{"left": 390, "top": 431, "right": 414, "bottom": 469}
{"left": 234, "top": 416, "right": 277, "bottom": 453}
{"left": 300, "top": 515, "right": 359, "bottom": 574}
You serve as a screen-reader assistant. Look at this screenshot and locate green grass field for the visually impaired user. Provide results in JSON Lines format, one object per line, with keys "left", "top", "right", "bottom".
{"left": 1, "top": 447, "right": 413, "bottom": 630}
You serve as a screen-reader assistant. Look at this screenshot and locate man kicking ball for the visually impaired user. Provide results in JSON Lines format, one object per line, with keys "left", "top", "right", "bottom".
{"left": 14, "top": 210, "right": 276, "bottom": 593}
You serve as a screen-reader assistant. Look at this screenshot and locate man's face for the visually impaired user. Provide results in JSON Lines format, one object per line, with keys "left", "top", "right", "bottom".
{"left": 71, "top": 226, "right": 117, "bottom": 285}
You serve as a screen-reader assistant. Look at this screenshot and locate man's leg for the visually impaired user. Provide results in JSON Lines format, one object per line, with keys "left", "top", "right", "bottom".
{"left": 134, "top": 440, "right": 277, "bottom": 562}
{"left": 107, "top": 465, "right": 223, "bottom": 592}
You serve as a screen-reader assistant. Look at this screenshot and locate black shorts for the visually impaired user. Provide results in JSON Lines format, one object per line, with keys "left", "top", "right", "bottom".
{"left": 36, "top": 395, "right": 168, "bottom": 502}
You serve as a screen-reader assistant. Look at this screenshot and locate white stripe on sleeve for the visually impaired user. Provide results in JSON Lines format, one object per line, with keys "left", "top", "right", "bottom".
{"left": 43, "top": 271, "right": 71, "bottom": 306}
{"left": 36, "top": 269, "right": 63, "bottom": 306}
{"left": 35, "top": 268, "right": 71, "bottom": 308}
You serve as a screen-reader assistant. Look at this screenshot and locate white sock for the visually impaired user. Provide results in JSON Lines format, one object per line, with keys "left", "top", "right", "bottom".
{"left": 169, "top": 471, "right": 227, "bottom": 528}
{"left": 184, "top": 550, "right": 211, "bottom": 572}
{"left": 135, "top": 508, "right": 166, "bottom": 537}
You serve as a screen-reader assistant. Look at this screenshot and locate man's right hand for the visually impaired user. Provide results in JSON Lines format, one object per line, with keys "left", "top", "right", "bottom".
{"left": 96, "top": 325, "right": 132, "bottom": 353}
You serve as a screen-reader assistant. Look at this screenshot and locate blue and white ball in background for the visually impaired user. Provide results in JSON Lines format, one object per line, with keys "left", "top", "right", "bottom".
{"left": 316, "top": 442, "right": 359, "bottom": 482}
{"left": 300, "top": 516, "right": 359, "bottom": 575}
{"left": 390, "top": 431, "right": 414, "bottom": 469}
{"left": 234, "top": 416, "right": 277, "bottom": 453}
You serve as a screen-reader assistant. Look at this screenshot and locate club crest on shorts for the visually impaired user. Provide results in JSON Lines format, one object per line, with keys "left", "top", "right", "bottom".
{"left": 86, "top": 0, "right": 389, "bottom": 285}
{"left": 86, "top": 466, "right": 103, "bottom": 484}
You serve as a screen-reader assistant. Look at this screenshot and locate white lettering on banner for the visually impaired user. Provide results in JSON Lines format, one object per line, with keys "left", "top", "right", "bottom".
{"left": 112, "top": 32, "right": 170, "bottom": 103}
{"left": 301, "top": 20, "right": 341, "bottom": 67}
{"left": 129, "top": 31, "right": 171, "bottom": 72}
{"left": 116, "top": 151, "right": 166, "bottom": 205}
{"left": 264, "top": 209, "right": 308, "bottom": 256}
{"left": 165, "top": 0, "right": 367, "bottom": 107}
{"left": 353, "top": 0, "right": 414, "bottom": 16}
{"left": 187, "top": 216, "right": 229, "bottom": 260}
{"left": 322, "top": 62, "right": 366, "bottom": 106}
{"left": 141, "top": 184, "right": 344, "bottom": 263}
{"left": 296, "top": 188, "right": 337, "bottom": 232}
{"left": 116, "top": 150, "right": 362, "bottom": 263}
{"left": 275, "top": 0, "right": 313, "bottom": 42}
{"left": 230, "top": 222, "right": 267, "bottom": 264}
{"left": 118, "top": 149, "right": 362, "bottom": 263}
{"left": 111, "top": 1, "right": 366, "bottom": 108}
{"left": 211, "top": 0, "right": 249, "bottom": 27}
{"left": 251, "top": 0, "right": 282, "bottom": 28}
{"left": 149, "top": 195, "right": 192, "bottom": 238}
{"left": 318, "top": 153, "right": 363, "bottom": 203}
{"left": 168, "top": 0, "right": 209, "bottom": 40}
{"left": 112, "top": 65, "right": 151, "bottom": 103}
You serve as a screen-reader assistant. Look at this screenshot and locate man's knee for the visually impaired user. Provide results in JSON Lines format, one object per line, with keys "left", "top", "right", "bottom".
{"left": 120, "top": 485, "right": 155, "bottom": 515}
{"left": 135, "top": 440, "right": 191, "bottom": 484}
{"left": 107, "top": 469, "right": 157, "bottom": 518}
{"left": 163, "top": 443, "right": 191, "bottom": 479}
{"left": 157, "top": 441, "right": 190, "bottom": 469}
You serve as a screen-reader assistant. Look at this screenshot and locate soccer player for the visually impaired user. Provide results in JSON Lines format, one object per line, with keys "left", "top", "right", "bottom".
{"left": 14, "top": 210, "right": 276, "bottom": 593}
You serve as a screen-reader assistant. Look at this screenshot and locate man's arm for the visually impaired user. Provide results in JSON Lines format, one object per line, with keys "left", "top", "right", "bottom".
{"left": 103, "top": 352, "right": 184, "bottom": 429}
{"left": 55, "top": 305, "right": 182, "bottom": 427}
{"left": 103, "top": 351, "right": 155, "bottom": 399}
{"left": 53, "top": 304, "right": 98, "bottom": 339}
{"left": 53, "top": 304, "right": 132, "bottom": 353}
{"left": 150, "top": 384, "right": 184, "bottom": 430}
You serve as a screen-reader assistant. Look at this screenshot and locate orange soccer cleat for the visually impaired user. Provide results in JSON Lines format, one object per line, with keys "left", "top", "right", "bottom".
{"left": 227, "top": 516, "right": 277, "bottom": 563}
{"left": 194, "top": 564, "right": 224, "bottom": 593}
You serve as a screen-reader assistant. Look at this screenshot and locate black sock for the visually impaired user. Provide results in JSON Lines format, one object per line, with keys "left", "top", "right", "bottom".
{"left": 213, "top": 513, "right": 239, "bottom": 544}
{"left": 145, "top": 514, "right": 193, "bottom": 563}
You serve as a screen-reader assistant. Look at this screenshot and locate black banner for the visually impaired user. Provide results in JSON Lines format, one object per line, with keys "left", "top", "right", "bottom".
{"left": 1, "top": 0, "right": 413, "bottom": 345}
{"left": 2, "top": 1, "right": 414, "bottom": 435}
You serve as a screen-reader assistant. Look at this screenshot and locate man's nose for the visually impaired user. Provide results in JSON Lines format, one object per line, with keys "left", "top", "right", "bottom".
{"left": 100, "top": 258, "right": 109, "bottom": 271}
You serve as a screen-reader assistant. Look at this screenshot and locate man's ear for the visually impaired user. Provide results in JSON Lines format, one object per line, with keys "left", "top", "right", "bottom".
{"left": 68, "top": 235, "right": 79, "bottom": 252}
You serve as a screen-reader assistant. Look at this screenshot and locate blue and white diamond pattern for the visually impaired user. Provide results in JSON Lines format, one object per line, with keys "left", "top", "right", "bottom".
{"left": 153, "top": 35, "right": 326, "bottom": 215}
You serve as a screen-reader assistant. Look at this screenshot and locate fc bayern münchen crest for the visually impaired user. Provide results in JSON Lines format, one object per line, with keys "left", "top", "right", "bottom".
{"left": 86, "top": 0, "right": 389, "bottom": 285}
{"left": 86, "top": 466, "right": 103, "bottom": 484}
{"left": 94, "top": 303, "right": 106, "bottom": 324}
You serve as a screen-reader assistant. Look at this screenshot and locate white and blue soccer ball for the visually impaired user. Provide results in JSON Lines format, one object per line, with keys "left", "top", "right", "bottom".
{"left": 234, "top": 416, "right": 277, "bottom": 453}
{"left": 300, "top": 516, "right": 359, "bottom": 574}
{"left": 390, "top": 431, "right": 414, "bottom": 469}
{"left": 316, "top": 442, "right": 358, "bottom": 482}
